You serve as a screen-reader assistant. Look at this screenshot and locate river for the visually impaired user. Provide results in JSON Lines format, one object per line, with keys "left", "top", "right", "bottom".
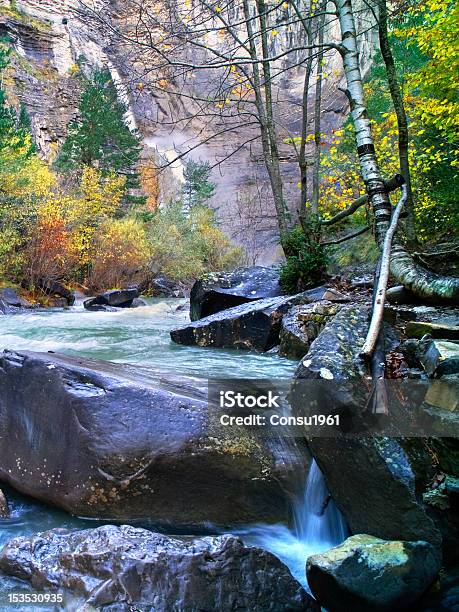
{"left": 0, "top": 299, "right": 346, "bottom": 602}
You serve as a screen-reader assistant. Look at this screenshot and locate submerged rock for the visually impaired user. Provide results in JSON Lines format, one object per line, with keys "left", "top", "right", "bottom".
{"left": 190, "top": 266, "right": 284, "bottom": 321}
{"left": 279, "top": 301, "right": 341, "bottom": 360}
{"left": 84, "top": 288, "right": 139, "bottom": 310}
{"left": 306, "top": 534, "right": 441, "bottom": 612}
{"left": 0, "top": 350, "right": 305, "bottom": 525}
{"left": 0, "top": 525, "right": 318, "bottom": 612}
{"left": 0, "top": 488, "right": 9, "bottom": 518}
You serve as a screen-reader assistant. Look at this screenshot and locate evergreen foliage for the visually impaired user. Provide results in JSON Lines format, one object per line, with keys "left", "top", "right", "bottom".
{"left": 183, "top": 159, "right": 216, "bottom": 211}
{"left": 56, "top": 67, "right": 144, "bottom": 204}
{"left": 279, "top": 223, "right": 328, "bottom": 294}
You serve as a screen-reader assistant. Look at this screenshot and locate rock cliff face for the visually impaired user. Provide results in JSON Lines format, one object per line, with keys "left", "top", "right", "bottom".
{"left": 1, "top": 0, "right": 378, "bottom": 262}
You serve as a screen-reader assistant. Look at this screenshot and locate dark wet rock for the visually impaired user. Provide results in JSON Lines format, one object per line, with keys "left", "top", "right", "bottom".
{"left": 0, "top": 287, "right": 33, "bottom": 313}
{"left": 407, "top": 321, "right": 459, "bottom": 341}
{"left": 306, "top": 534, "right": 441, "bottom": 612}
{"left": 0, "top": 525, "right": 318, "bottom": 612}
{"left": 294, "top": 304, "right": 369, "bottom": 381}
{"left": 0, "top": 488, "right": 9, "bottom": 518}
{"left": 401, "top": 338, "right": 432, "bottom": 369}
{"left": 173, "top": 287, "right": 349, "bottom": 352}
{"left": 172, "top": 294, "right": 302, "bottom": 351}
{"left": 307, "top": 437, "right": 442, "bottom": 550}
{"left": 0, "top": 350, "right": 306, "bottom": 525}
{"left": 279, "top": 301, "right": 341, "bottom": 360}
{"left": 39, "top": 280, "right": 75, "bottom": 306}
{"left": 131, "top": 298, "right": 147, "bottom": 308}
{"left": 417, "top": 564, "right": 459, "bottom": 611}
{"left": 421, "top": 341, "right": 459, "bottom": 378}
{"left": 84, "top": 288, "right": 139, "bottom": 310}
{"left": 190, "top": 266, "right": 284, "bottom": 321}
{"left": 292, "top": 306, "right": 444, "bottom": 552}
{"left": 149, "top": 273, "right": 187, "bottom": 298}
{"left": 386, "top": 285, "right": 422, "bottom": 305}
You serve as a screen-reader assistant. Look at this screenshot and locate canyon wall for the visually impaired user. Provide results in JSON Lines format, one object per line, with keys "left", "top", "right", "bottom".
{"left": 0, "top": 0, "right": 379, "bottom": 263}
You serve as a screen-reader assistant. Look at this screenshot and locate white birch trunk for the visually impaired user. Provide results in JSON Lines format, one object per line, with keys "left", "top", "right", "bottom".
{"left": 335, "top": 0, "right": 459, "bottom": 306}
{"left": 334, "top": 0, "right": 393, "bottom": 248}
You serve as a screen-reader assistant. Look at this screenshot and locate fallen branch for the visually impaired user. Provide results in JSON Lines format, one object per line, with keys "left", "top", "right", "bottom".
{"left": 361, "top": 184, "right": 407, "bottom": 359}
{"left": 322, "top": 194, "right": 367, "bottom": 226}
{"left": 321, "top": 226, "right": 369, "bottom": 246}
{"left": 322, "top": 175, "right": 405, "bottom": 227}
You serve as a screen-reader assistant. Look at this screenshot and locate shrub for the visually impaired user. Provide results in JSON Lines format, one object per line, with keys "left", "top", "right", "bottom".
{"left": 279, "top": 225, "right": 328, "bottom": 293}
{"left": 86, "top": 217, "right": 150, "bottom": 291}
{"left": 22, "top": 211, "right": 78, "bottom": 289}
{"left": 147, "top": 203, "right": 243, "bottom": 282}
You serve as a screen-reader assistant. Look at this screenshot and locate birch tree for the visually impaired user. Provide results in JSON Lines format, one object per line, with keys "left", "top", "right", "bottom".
{"left": 334, "top": 0, "right": 459, "bottom": 305}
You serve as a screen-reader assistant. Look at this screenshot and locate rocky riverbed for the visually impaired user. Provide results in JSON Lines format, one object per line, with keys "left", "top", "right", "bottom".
{"left": 0, "top": 266, "right": 458, "bottom": 610}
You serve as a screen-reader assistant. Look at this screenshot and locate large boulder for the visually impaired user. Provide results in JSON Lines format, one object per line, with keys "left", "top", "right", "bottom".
{"left": 0, "top": 525, "right": 318, "bottom": 612}
{"left": 190, "top": 266, "right": 284, "bottom": 321}
{"left": 171, "top": 295, "right": 297, "bottom": 351}
{"left": 149, "top": 273, "right": 188, "bottom": 298}
{"left": 294, "top": 304, "right": 369, "bottom": 382}
{"left": 172, "top": 287, "right": 348, "bottom": 352}
{"left": 84, "top": 288, "right": 139, "bottom": 310}
{"left": 38, "top": 280, "right": 75, "bottom": 306}
{"left": 279, "top": 301, "right": 341, "bottom": 360}
{"left": 0, "top": 287, "right": 33, "bottom": 314}
{"left": 306, "top": 534, "right": 441, "bottom": 612}
{"left": 292, "top": 306, "right": 444, "bottom": 551}
{"left": 0, "top": 350, "right": 306, "bottom": 526}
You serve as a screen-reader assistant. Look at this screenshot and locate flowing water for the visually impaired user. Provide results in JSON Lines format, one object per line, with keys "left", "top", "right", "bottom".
{"left": 0, "top": 299, "right": 346, "bottom": 599}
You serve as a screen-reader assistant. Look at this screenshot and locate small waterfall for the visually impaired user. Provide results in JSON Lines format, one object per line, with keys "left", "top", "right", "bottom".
{"left": 294, "top": 459, "right": 348, "bottom": 547}
{"left": 239, "top": 458, "right": 347, "bottom": 591}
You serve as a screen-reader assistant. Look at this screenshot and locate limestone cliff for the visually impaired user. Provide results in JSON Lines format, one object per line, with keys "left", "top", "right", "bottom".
{"left": 0, "top": 0, "right": 378, "bottom": 262}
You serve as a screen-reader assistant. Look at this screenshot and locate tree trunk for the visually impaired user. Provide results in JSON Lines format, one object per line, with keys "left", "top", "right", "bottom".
{"left": 243, "top": 0, "right": 288, "bottom": 238}
{"left": 298, "top": 36, "right": 314, "bottom": 230}
{"left": 334, "top": 0, "right": 459, "bottom": 305}
{"left": 334, "top": 0, "right": 392, "bottom": 249}
{"left": 257, "top": 0, "right": 289, "bottom": 235}
{"left": 377, "top": 0, "right": 416, "bottom": 242}
{"left": 312, "top": 10, "right": 326, "bottom": 215}
{"left": 390, "top": 245, "right": 459, "bottom": 303}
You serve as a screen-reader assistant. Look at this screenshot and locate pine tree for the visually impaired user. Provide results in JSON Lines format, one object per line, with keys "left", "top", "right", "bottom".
{"left": 56, "top": 68, "right": 144, "bottom": 205}
{"left": 182, "top": 159, "right": 215, "bottom": 215}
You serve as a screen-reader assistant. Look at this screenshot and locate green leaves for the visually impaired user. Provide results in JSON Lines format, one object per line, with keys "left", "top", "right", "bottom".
{"left": 55, "top": 68, "right": 144, "bottom": 205}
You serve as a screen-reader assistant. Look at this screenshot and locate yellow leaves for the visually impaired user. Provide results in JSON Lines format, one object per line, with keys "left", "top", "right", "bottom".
{"left": 157, "top": 78, "right": 169, "bottom": 89}
{"left": 271, "top": 29, "right": 279, "bottom": 37}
